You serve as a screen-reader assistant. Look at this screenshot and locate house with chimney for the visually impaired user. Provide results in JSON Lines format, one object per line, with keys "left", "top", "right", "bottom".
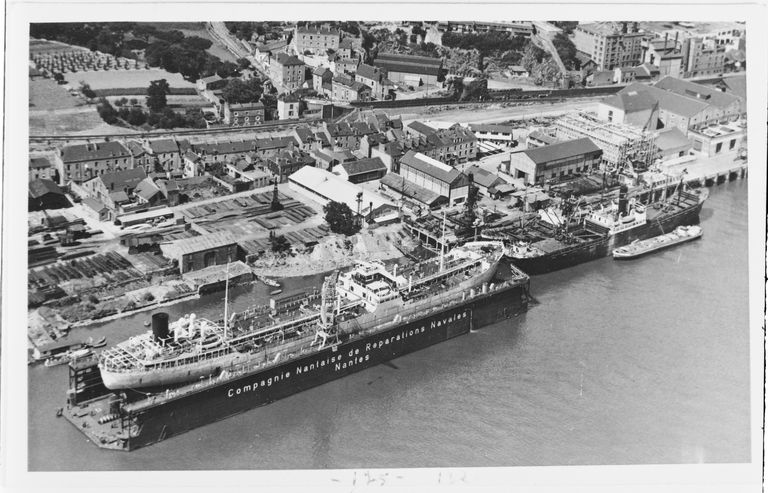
{"left": 147, "top": 139, "right": 181, "bottom": 174}
{"left": 57, "top": 141, "right": 132, "bottom": 185}
{"left": 81, "top": 167, "right": 148, "bottom": 219}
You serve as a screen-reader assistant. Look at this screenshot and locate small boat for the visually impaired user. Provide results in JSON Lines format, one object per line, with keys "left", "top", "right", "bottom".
{"left": 55, "top": 408, "right": 63, "bottom": 417}
{"left": 270, "top": 288, "right": 283, "bottom": 296}
{"left": 144, "top": 321, "right": 151, "bottom": 327}
{"left": 70, "top": 348, "right": 92, "bottom": 360}
{"left": 613, "top": 225, "right": 702, "bottom": 259}
{"left": 91, "top": 336, "right": 107, "bottom": 348}
{"left": 258, "top": 275, "right": 281, "bottom": 288}
{"left": 44, "top": 355, "right": 70, "bottom": 367}
{"left": 85, "top": 336, "right": 107, "bottom": 348}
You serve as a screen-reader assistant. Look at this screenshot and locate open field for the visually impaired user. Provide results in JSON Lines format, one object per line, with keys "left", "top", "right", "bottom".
{"left": 29, "top": 107, "right": 106, "bottom": 135}
{"left": 65, "top": 69, "right": 195, "bottom": 90}
{"left": 29, "top": 78, "right": 83, "bottom": 111}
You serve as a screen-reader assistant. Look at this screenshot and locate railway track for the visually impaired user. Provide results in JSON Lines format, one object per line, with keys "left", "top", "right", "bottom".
{"left": 29, "top": 118, "right": 324, "bottom": 143}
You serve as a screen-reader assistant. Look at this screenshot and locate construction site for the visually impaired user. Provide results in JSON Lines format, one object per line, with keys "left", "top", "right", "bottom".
{"left": 553, "top": 112, "right": 657, "bottom": 171}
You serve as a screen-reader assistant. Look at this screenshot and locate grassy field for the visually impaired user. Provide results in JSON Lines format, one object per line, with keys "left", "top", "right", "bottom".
{"left": 66, "top": 69, "right": 195, "bottom": 90}
{"left": 29, "top": 79, "right": 82, "bottom": 111}
{"left": 30, "top": 107, "right": 107, "bottom": 136}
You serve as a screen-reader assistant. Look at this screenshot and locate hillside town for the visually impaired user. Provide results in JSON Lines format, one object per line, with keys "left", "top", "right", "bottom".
{"left": 28, "top": 20, "right": 747, "bottom": 360}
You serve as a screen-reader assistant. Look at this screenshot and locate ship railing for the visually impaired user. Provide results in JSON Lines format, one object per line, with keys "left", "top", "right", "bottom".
{"left": 124, "top": 279, "right": 530, "bottom": 408}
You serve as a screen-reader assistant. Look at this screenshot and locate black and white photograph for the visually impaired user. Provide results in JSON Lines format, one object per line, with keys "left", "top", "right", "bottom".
{"left": 2, "top": 1, "right": 766, "bottom": 492}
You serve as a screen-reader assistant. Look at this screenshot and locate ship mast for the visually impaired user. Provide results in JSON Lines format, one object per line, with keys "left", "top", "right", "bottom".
{"left": 223, "top": 261, "right": 230, "bottom": 340}
{"left": 439, "top": 209, "right": 447, "bottom": 272}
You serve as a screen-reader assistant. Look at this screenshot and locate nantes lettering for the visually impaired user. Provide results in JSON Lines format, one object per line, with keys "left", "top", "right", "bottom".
{"left": 226, "top": 309, "right": 470, "bottom": 398}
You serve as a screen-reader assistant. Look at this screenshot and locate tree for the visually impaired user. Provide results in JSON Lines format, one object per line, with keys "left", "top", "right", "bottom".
{"left": 236, "top": 57, "right": 252, "bottom": 70}
{"left": 270, "top": 234, "right": 291, "bottom": 254}
{"left": 146, "top": 78, "right": 170, "bottom": 112}
{"left": 552, "top": 32, "right": 580, "bottom": 70}
{"left": 221, "top": 78, "right": 263, "bottom": 104}
{"left": 96, "top": 97, "right": 118, "bottom": 124}
{"left": 126, "top": 107, "right": 147, "bottom": 126}
{"left": 323, "top": 201, "right": 361, "bottom": 236}
{"left": 80, "top": 82, "right": 96, "bottom": 99}
{"left": 53, "top": 72, "right": 65, "bottom": 83}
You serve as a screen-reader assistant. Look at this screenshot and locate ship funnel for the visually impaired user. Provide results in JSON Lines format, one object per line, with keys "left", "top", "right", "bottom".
{"left": 151, "top": 312, "right": 170, "bottom": 341}
{"left": 482, "top": 282, "right": 488, "bottom": 294}
{"left": 618, "top": 184, "right": 629, "bottom": 215}
{"left": 189, "top": 313, "right": 197, "bottom": 338}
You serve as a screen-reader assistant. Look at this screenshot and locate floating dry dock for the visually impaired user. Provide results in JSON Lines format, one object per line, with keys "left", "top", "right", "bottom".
{"left": 64, "top": 258, "right": 531, "bottom": 451}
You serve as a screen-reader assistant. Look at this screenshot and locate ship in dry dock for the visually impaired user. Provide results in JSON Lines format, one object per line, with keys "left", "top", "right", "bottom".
{"left": 63, "top": 242, "right": 531, "bottom": 451}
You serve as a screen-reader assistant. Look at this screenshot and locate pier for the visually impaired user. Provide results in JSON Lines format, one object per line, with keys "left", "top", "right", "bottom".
{"left": 661, "top": 151, "right": 748, "bottom": 188}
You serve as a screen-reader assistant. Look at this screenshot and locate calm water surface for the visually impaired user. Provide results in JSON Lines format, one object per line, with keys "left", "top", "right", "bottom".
{"left": 28, "top": 180, "right": 751, "bottom": 470}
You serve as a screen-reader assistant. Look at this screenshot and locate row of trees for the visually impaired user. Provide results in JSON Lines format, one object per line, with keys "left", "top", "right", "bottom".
{"left": 441, "top": 31, "right": 528, "bottom": 57}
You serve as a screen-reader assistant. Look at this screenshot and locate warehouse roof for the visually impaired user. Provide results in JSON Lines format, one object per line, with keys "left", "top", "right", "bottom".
{"left": 522, "top": 137, "right": 602, "bottom": 164}
{"left": 601, "top": 90, "right": 659, "bottom": 113}
{"left": 619, "top": 82, "right": 709, "bottom": 118}
{"left": 654, "top": 76, "right": 740, "bottom": 110}
{"left": 161, "top": 231, "right": 238, "bottom": 257}
{"left": 339, "top": 157, "right": 387, "bottom": 177}
{"left": 465, "top": 165, "right": 504, "bottom": 190}
{"left": 400, "top": 151, "right": 463, "bottom": 185}
{"left": 288, "top": 166, "right": 393, "bottom": 214}
{"left": 380, "top": 173, "right": 445, "bottom": 207}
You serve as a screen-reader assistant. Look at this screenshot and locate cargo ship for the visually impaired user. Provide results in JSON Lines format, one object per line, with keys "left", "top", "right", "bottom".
{"left": 63, "top": 242, "right": 531, "bottom": 451}
{"left": 483, "top": 180, "right": 708, "bottom": 275}
{"left": 612, "top": 225, "right": 702, "bottom": 259}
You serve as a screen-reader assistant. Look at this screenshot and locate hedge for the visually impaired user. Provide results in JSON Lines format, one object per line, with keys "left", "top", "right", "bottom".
{"left": 92, "top": 87, "right": 199, "bottom": 97}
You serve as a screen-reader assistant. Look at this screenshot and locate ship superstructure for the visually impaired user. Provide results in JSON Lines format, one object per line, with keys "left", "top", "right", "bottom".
{"left": 98, "top": 242, "right": 504, "bottom": 390}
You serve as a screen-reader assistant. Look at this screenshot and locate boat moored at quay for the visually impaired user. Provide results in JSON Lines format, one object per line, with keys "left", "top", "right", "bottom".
{"left": 612, "top": 225, "right": 702, "bottom": 259}
{"left": 63, "top": 242, "right": 531, "bottom": 451}
{"left": 484, "top": 179, "right": 709, "bottom": 275}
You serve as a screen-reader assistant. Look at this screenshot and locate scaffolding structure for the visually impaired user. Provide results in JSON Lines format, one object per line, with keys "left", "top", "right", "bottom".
{"left": 553, "top": 113, "right": 657, "bottom": 171}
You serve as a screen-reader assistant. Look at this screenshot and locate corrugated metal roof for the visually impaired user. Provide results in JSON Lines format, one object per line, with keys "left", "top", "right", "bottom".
{"left": 161, "top": 231, "right": 239, "bottom": 257}
{"left": 522, "top": 138, "right": 602, "bottom": 165}
{"left": 400, "top": 151, "right": 462, "bottom": 184}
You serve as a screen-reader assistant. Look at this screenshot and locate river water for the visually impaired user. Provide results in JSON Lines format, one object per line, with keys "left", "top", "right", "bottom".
{"left": 28, "top": 179, "right": 751, "bottom": 470}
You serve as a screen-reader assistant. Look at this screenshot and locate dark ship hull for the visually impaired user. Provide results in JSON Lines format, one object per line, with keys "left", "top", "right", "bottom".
{"left": 64, "top": 277, "right": 530, "bottom": 451}
{"left": 509, "top": 196, "right": 705, "bottom": 275}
